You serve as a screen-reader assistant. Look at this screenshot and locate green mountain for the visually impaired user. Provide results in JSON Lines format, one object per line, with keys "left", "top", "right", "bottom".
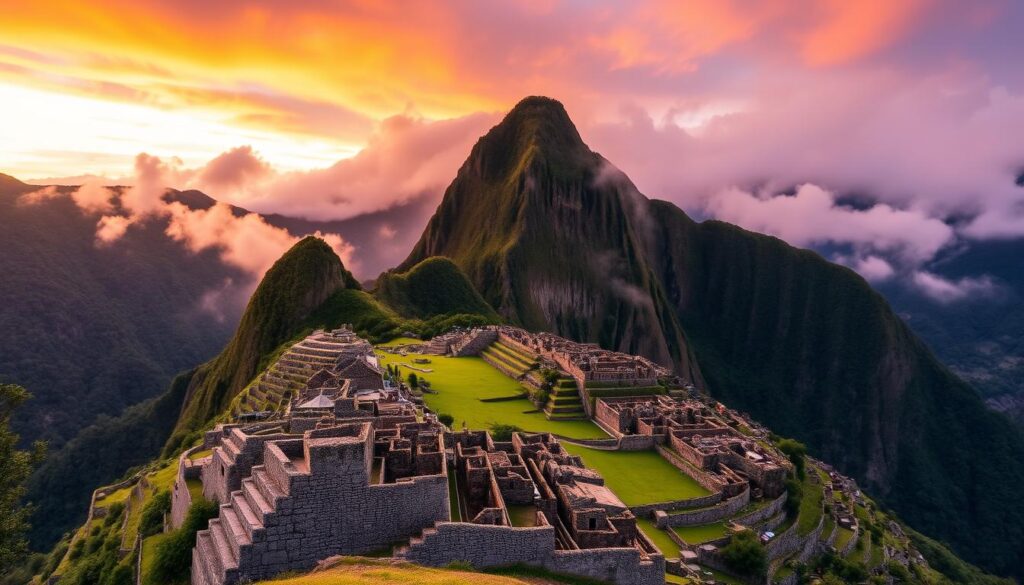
{"left": 400, "top": 97, "right": 704, "bottom": 385}
{"left": 401, "top": 97, "right": 1024, "bottom": 578}
{"left": 375, "top": 256, "right": 499, "bottom": 320}
{"left": 171, "top": 236, "right": 360, "bottom": 439}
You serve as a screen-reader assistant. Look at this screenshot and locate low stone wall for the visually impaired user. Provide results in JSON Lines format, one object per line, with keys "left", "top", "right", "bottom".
{"left": 766, "top": 511, "right": 825, "bottom": 563}
{"left": 657, "top": 489, "right": 749, "bottom": 528}
{"left": 656, "top": 445, "right": 727, "bottom": 495}
{"left": 401, "top": 522, "right": 555, "bottom": 567}
{"left": 618, "top": 434, "right": 660, "bottom": 451}
{"left": 170, "top": 445, "right": 205, "bottom": 529}
{"left": 733, "top": 492, "right": 788, "bottom": 527}
{"left": 633, "top": 490, "right": 722, "bottom": 519}
{"left": 546, "top": 547, "right": 664, "bottom": 585}
{"left": 401, "top": 521, "right": 663, "bottom": 585}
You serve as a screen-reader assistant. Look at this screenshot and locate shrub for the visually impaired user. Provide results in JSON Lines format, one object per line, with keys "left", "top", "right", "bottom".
{"left": 139, "top": 490, "right": 172, "bottom": 537}
{"left": 103, "top": 502, "right": 126, "bottom": 527}
{"left": 784, "top": 476, "right": 803, "bottom": 517}
{"left": 149, "top": 499, "right": 218, "bottom": 585}
{"left": 720, "top": 529, "right": 766, "bottom": 577}
{"left": 489, "top": 424, "right": 523, "bottom": 442}
{"left": 776, "top": 438, "right": 807, "bottom": 480}
{"left": 437, "top": 413, "right": 455, "bottom": 427}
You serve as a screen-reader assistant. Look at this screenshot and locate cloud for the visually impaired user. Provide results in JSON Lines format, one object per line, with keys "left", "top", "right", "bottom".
{"left": 70, "top": 179, "right": 114, "bottom": 214}
{"left": 190, "top": 112, "right": 496, "bottom": 221}
{"left": 16, "top": 185, "right": 61, "bottom": 205}
{"left": 912, "top": 271, "right": 999, "bottom": 303}
{"left": 194, "top": 146, "right": 272, "bottom": 194}
{"left": 707, "top": 184, "right": 955, "bottom": 265}
{"left": 70, "top": 153, "right": 357, "bottom": 293}
{"left": 95, "top": 214, "right": 131, "bottom": 244}
{"left": 850, "top": 255, "right": 896, "bottom": 282}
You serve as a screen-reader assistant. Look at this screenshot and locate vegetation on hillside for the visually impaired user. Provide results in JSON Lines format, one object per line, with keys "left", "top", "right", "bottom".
{"left": 375, "top": 256, "right": 499, "bottom": 320}
{"left": 0, "top": 384, "right": 45, "bottom": 573}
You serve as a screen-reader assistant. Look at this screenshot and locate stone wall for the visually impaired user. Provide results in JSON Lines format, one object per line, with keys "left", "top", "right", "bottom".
{"left": 400, "top": 521, "right": 555, "bottom": 567}
{"left": 546, "top": 547, "right": 664, "bottom": 585}
{"left": 194, "top": 424, "right": 450, "bottom": 585}
{"left": 732, "top": 492, "right": 788, "bottom": 527}
{"left": 656, "top": 489, "right": 749, "bottom": 528}
{"left": 632, "top": 490, "right": 722, "bottom": 519}
{"left": 400, "top": 520, "right": 664, "bottom": 585}
{"left": 171, "top": 446, "right": 206, "bottom": 529}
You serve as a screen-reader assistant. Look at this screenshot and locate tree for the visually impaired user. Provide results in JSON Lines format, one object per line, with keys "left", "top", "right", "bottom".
{"left": 408, "top": 373, "right": 419, "bottom": 388}
{"left": 720, "top": 529, "right": 767, "bottom": 577}
{"left": 776, "top": 438, "right": 807, "bottom": 480}
{"left": 0, "top": 384, "right": 45, "bottom": 574}
{"left": 489, "top": 424, "right": 523, "bottom": 442}
{"left": 437, "top": 413, "right": 455, "bottom": 427}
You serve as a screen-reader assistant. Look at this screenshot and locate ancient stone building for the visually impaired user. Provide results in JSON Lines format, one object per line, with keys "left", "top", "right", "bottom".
{"left": 192, "top": 421, "right": 449, "bottom": 585}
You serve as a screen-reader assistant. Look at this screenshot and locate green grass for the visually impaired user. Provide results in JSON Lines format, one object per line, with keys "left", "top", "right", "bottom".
{"left": 448, "top": 471, "right": 462, "bottom": 522}
{"left": 378, "top": 337, "right": 423, "bottom": 347}
{"left": 376, "top": 352, "right": 607, "bottom": 440}
{"left": 835, "top": 527, "right": 856, "bottom": 553}
{"left": 140, "top": 532, "right": 172, "bottom": 585}
{"left": 252, "top": 557, "right": 538, "bottom": 585}
{"left": 507, "top": 504, "right": 537, "bottom": 527}
{"left": 561, "top": 444, "right": 710, "bottom": 506}
{"left": 797, "top": 470, "right": 825, "bottom": 535}
{"left": 94, "top": 486, "right": 133, "bottom": 508}
{"left": 636, "top": 517, "right": 681, "bottom": 557}
{"left": 672, "top": 522, "right": 728, "bottom": 545}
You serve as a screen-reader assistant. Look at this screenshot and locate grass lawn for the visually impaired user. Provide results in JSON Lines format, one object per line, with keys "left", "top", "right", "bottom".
{"left": 254, "top": 557, "right": 536, "bottom": 585}
{"left": 636, "top": 517, "right": 681, "bottom": 557}
{"left": 797, "top": 469, "right": 825, "bottom": 535}
{"left": 376, "top": 352, "right": 606, "bottom": 440}
{"left": 189, "top": 448, "right": 213, "bottom": 461}
{"left": 561, "top": 445, "right": 710, "bottom": 505}
{"left": 835, "top": 526, "right": 856, "bottom": 553}
{"left": 378, "top": 337, "right": 423, "bottom": 347}
{"left": 672, "top": 522, "right": 728, "bottom": 544}
{"left": 94, "top": 485, "right": 132, "bottom": 508}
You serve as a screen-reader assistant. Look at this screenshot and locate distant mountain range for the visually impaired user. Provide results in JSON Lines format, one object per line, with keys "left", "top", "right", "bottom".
{"left": 5, "top": 97, "right": 1024, "bottom": 580}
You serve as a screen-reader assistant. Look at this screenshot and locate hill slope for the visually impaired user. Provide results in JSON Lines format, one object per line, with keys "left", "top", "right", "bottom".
{"left": 401, "top": 97, "right": 1024, "bottom": 578}
{"left": 401, "top": 97, "right": 703, "bottom": 384}
{"left": 171, "top": 236, "right": 359, "bottom": 439}
{"left": 375, "top": 256, "right": 500, "bottom": 320}
{"left": 0, "top": 175, "right": 240, "bottom": 449}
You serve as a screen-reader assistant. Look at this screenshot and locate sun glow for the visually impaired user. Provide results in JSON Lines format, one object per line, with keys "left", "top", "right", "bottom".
{"left": 0, "top": 83, "right": 358, "bottom": 180}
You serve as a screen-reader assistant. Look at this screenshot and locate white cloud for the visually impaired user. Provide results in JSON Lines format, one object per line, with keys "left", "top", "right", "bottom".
{"left": 911, "top": 271, "right": 998, "bottom": 303}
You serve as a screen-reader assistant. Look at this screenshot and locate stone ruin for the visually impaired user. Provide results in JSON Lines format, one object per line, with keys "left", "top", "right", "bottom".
{"left": 595, "top": 395, "right": 790, "bottom": 499}
{"left": 490, "top": 326, "right": 669, "bottom": 388}
{"left": 182, "top": 415, "right": 664, "bottom": 585}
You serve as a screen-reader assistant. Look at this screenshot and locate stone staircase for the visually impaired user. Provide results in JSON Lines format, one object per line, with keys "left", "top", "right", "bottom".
{"left": 543, "top": 381, "right": 586, "bottom": 420}
{"left": 480, "top": 340, "right": 538, "bottom": 379}
{"left": 451, "top": 329, "right": 498, "bottom": 357}
{"left": 231, "top": 334, "right": 371, "bottom": 419}
{"left": 193, "top": 453, "right": 292, "bottom": 585}
{"left": 391, "top": 524, "right": 440, "bottom": 560}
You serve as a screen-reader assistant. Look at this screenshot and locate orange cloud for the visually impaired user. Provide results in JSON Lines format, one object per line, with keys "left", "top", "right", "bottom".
{"left": 799, "top": 0, "right": 931, "bottom": 66}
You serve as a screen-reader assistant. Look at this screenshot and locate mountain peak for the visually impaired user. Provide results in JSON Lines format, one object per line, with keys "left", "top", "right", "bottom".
{"left": 467, "top": 95, "right": 593, "bottom": 182}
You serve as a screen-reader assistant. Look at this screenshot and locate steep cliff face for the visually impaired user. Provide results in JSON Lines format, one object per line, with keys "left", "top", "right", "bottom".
{"left": 402, "top": 97, "right": 1024, "bottom": 577}
{"left": 402, "top": 96, "right": 704, "bottom": 384}
{"left": 173, "top": 236, "right": 359, "bottom": 436}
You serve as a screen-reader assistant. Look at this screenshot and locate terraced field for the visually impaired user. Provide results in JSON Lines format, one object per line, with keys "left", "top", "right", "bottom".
{"left": 375, "top": 351, "right": 607, "bottom": 440}
{"left": 561, "top": 444, "right": 710, "bottom": 505}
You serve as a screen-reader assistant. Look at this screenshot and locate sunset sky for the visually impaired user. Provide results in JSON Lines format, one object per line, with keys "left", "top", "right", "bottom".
{"left": 3, "top": 0, "right": 1023, "bottom": 292}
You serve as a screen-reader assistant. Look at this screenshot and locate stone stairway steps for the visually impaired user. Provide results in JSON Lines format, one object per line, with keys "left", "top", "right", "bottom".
{"left": 209, "top": 519, "right": 239, "bottom": 568}
{"left": 231, "top": 492, "right": 264, "bottom": 539}
{"left": 220, "top": 505, "right": 251, "bottom": 556}
{"left": 242, "top": 478, "right": 273, "bottom": 516}
{"left": 253, "top": 467, "right": 286, "bottom": 503}
{"left": 195, "top": 531, "right": 221, "bottom": 585}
